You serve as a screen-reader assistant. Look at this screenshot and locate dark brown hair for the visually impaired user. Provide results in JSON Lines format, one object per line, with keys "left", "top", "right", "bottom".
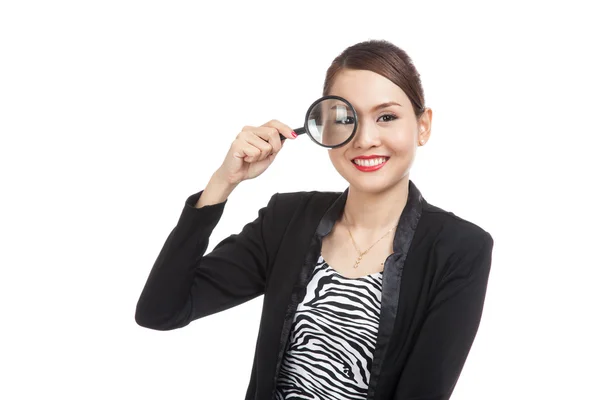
{"left": 323, "top": 39, "right": 426, "bottom": 119}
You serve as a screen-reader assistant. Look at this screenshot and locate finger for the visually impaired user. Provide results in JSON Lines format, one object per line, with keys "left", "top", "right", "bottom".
{"left": 235, "top": 143, "right": 261, "bottom": 163}
{"left": 250, "top": 126, "right": 283, "bottom": 154}
{"left": 242, "top": 133, "right": 273, "bottom": 162}
{"left": 241, "top": 127, "right": 280, "bottom": 158}
{"left": 246, "top": 126, "right": 284, "bottom": 154}
{"left": 247, "top": 133, "right": 275, "bottom": 161}
{"left": 238, "top": 126, "right": 275, "bottom": 156}
{"left": 261, "top": 119, "right": 297, "bottom": 140}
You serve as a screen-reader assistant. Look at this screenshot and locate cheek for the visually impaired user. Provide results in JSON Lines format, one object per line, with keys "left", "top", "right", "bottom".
{"left": 390, "top": 124, "right": 419, "bottom": 148}
{"left": 328, "top": 149, "right": 344, "bottom": 161}
{"left": 384, "top": 135, "right": 413, "bottom": 153}
{"left": 328, "top": 149, "right": 351, "bottom": 172}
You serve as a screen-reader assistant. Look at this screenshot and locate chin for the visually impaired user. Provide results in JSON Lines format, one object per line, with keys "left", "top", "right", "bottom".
{"left": 331, "top": 158, "right": 408, "bottom": 192}
{"left": 346, "top": 176, "right": 398, "bottom": 195}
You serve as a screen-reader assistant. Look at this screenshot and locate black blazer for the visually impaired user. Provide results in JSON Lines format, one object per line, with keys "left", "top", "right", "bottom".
{"left": 135, "top": 179, "right": 494, "bottom": 400}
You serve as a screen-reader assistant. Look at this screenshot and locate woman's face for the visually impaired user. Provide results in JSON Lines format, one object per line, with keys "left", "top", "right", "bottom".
{"left": 327, "top": 68, "right": 432, "bottom": 194}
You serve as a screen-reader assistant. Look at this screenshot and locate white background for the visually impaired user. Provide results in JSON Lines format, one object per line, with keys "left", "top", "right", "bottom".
{"left": 1, "top": 1, "right": 598, "bottom": 399}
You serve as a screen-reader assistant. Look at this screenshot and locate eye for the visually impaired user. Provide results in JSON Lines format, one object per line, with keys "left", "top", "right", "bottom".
{"left": 378, "top": 113, "right": 398, "bottom": 122}
{"left": 335, "top": 116, "right": 356, "bottom": 125}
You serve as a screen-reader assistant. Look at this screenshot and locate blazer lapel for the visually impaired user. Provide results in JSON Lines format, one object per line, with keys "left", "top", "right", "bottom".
{"left": 366, "top": 179, "right": 424, "bottom": 399}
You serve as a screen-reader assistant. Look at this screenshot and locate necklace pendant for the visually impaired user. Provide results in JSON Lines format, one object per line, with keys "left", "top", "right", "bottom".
{"left": 354, "top": 254, "right": 364, "bottom": 269}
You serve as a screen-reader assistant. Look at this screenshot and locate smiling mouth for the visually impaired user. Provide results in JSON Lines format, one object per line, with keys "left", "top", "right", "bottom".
{"left": 352, "top": 157, "right": 390, "bottom": 167}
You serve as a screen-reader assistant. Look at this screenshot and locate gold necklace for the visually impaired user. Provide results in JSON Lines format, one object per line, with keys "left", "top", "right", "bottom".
{"left": 343, "top": 212, "right": 397, "bottom": 269}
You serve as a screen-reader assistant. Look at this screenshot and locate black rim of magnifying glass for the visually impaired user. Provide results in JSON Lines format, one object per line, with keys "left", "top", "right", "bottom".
{"left": 279, "top": 95, "right": 359, "bottom": 149}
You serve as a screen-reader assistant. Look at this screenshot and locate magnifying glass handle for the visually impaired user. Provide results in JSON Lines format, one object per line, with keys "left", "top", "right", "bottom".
{"left": 279, "top": 127, "right": 306, "bottom": 141}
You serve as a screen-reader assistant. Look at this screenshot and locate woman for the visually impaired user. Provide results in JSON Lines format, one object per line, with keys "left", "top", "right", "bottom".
{"left": 135, "top": 39, "right": 494, "bottom": 400}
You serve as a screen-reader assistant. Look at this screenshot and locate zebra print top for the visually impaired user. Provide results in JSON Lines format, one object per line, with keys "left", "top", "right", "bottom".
{"left": 274, "top": 254, "right": 384, "bottom": 399}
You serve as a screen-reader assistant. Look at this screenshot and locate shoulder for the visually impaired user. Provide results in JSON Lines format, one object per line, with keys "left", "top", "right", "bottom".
{"left": 269, "top": 189, "right": 341, "bottom": 210}
{"left": 417, "top": 202, "right": 494, "bottom": 285}
{"left": 260, "top": 190, "right": 342, "bottom": 231}
{"left": 420, "top": 200, "right": 494, "bottom": 255}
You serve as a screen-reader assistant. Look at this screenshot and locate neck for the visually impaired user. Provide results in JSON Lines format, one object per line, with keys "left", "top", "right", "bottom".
{"left": 342, "top": 177, "right": 410, "bottom": 234}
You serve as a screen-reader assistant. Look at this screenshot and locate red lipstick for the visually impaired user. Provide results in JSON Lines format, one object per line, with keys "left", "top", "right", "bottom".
{"left": 351, "top": 155, "right": 390, "bottom": 172}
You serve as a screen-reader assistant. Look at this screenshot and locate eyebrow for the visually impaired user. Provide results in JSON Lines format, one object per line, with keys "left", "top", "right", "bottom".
{"left": 330, "top": 101, "right": 402, "bottom": 112}
{"left": 370, "top": 101, "right": 402, "bottom": 111}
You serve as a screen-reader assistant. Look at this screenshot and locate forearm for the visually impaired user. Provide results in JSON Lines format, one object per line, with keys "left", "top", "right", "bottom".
{"left": 195, "top": 173, "right": 239, "bottom": 208}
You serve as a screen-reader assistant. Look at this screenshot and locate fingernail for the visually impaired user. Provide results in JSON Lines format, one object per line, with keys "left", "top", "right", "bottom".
{"left": 291, "top": 131, "right": 297, "bottom": 138}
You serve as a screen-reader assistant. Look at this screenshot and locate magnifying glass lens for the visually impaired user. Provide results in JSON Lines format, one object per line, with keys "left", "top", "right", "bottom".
{"left": 306, "top": 98, "right": 356, "bottom": 147}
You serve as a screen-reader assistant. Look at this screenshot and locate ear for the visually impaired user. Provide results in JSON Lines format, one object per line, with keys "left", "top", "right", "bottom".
{"left": 417, "top": 108, "right": 432, "bottom": 145}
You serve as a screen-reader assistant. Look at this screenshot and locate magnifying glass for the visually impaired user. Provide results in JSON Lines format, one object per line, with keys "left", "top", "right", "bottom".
{"left": 279, "top": 95, "right": 359, "bottom": 149}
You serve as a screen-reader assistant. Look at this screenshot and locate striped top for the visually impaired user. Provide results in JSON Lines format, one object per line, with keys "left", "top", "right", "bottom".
{"left": 274, "top": 254, "right": 384, "bottom": 399}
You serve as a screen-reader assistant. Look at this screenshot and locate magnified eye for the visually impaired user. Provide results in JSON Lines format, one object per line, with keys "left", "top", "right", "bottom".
{"left": 330, "top": 105, "right": 355, "bottom": 125}
{"left": 335, "top": 116, "right": 355, "bottom": 125}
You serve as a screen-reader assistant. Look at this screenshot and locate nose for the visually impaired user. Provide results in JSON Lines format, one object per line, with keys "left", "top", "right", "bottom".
{"left": 351, "top": 118, "right": 381, "bottom": 149}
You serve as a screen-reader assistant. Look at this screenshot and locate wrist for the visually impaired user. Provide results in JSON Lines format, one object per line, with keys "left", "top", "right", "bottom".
{"left": 195, "top": 173, "right": 238, "bottom": 208}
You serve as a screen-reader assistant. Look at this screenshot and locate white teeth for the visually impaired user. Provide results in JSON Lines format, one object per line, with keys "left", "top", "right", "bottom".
{"left": 353, "top": 157, "right": 388, "bottom": 167}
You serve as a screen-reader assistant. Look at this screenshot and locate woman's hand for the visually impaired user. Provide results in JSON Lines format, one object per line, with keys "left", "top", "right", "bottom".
{"left": 214, "top": 119, "right": 297, "bottom": 185}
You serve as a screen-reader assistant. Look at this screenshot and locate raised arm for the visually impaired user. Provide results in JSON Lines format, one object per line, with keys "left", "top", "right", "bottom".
{"left": 134, "top": 188, "right": 281, "bottom": 331}
{"left": 135, "top": 118, "right": 296, "bottom": 330}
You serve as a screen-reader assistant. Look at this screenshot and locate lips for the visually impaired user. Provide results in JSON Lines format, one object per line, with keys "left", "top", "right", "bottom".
{"left": 351, "top": 156, "right": 389, "bottom": 172}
